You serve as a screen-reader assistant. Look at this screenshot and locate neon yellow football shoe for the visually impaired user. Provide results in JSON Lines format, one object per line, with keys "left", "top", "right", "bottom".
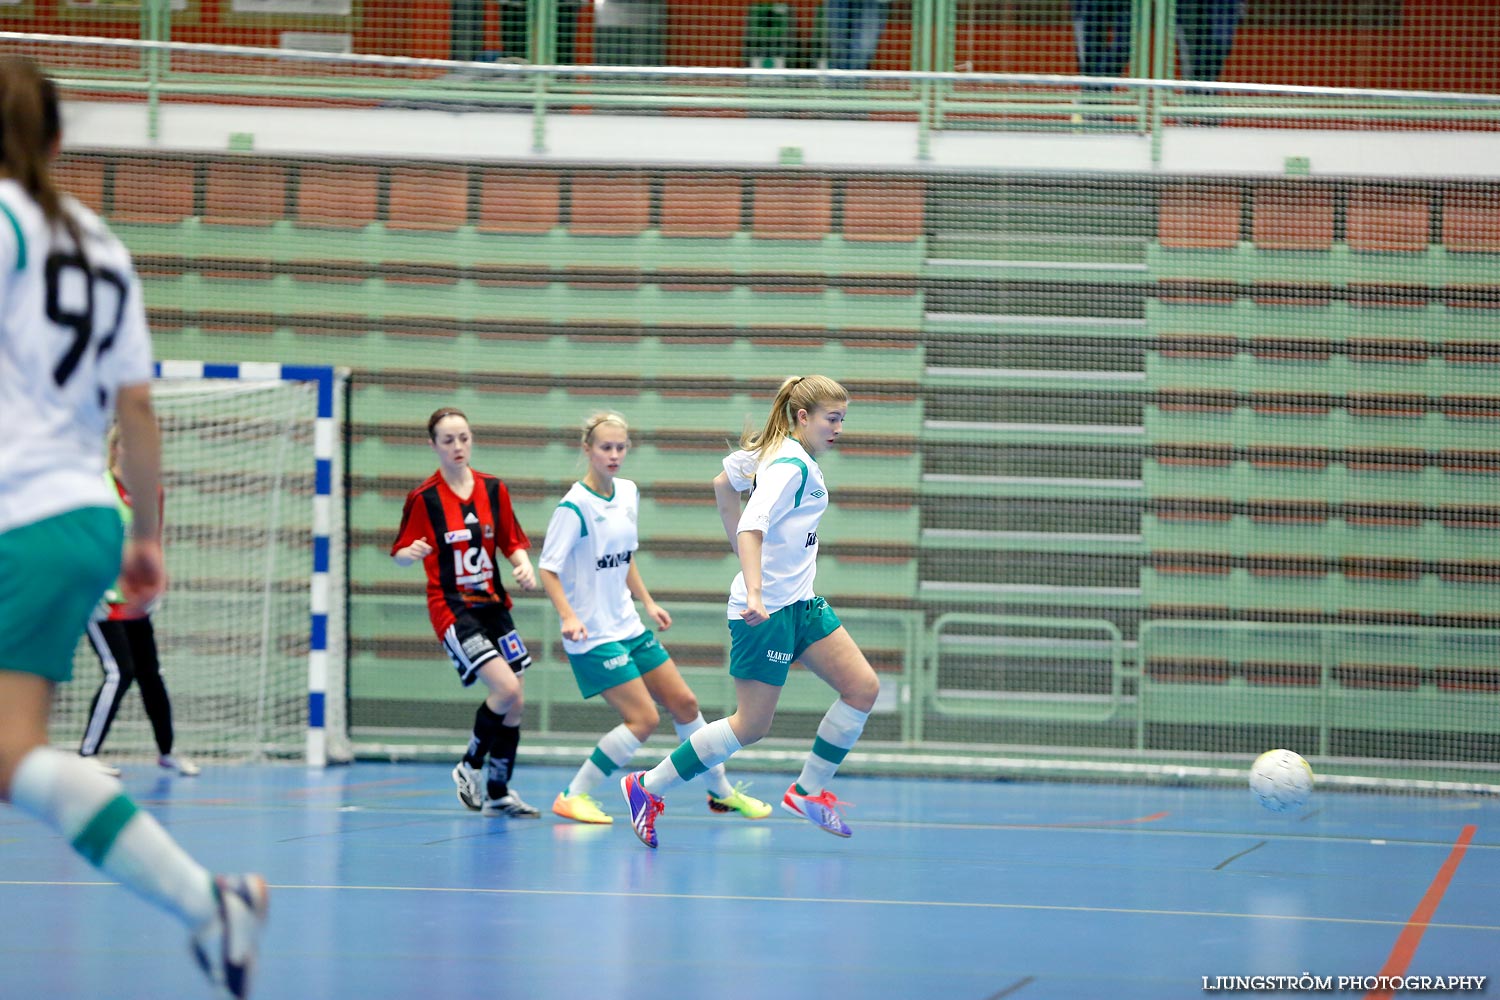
{"left": 552, "top": 790, "right": 614, "bottom": 824}
{"left": 707, "top": 783, "right": 772, "bottom": 819}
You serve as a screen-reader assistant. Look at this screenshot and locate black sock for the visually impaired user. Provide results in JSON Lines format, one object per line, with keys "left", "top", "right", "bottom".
{"left": 464, "top": 703, "right": 505, "bottom": 770}
{"left": 487, "top": 723, "right": 521, "bottom": 799}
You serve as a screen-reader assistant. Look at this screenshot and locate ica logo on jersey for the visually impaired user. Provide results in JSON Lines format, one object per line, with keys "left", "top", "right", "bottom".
{"left": 454, "top": 546, "right": 494, "bottom": 586}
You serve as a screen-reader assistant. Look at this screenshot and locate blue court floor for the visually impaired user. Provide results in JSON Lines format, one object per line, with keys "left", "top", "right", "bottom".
{"left": 1, "top": 761, "right": 1495, "bottom": 1000}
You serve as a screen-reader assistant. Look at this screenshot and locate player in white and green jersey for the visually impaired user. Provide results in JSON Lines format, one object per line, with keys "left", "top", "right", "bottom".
{"left": 620, "top": 376, "right": 882, "bottom": 848}
{"left": 538, "top": 411, "right": 770, "bottom": 825}
{"left": 0, "top": 57, "right": 265, "bottom": 998}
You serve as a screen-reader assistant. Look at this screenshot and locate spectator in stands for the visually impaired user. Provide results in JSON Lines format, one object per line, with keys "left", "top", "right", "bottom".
{"left": 78, "top": 425, "right": 200, "bottom": 779}
{"left": 1071, "top": 0, "right": 1244, "bottom": 84}
{"left": 538, "top": 411, "right": 771, "bottom": 826}
{"left": 827, "top": 0, "right": 892, "bottom": 82}
{"left": 0, "top": 55, "right": 266, "bottom": 999}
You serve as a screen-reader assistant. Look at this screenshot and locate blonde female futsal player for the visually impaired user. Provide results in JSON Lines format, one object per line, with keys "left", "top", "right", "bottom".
{"left": 621, "top": 376, "right": 880, "bottom": 848}
{"left": 0, "top": 56, "right": 266, "bottom": 997}
{"left": 539, "top": 411, "right": 770, "bottom": 825}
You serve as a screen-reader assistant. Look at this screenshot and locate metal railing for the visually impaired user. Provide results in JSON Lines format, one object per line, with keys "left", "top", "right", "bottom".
{"left": 8, "top": 28, "right": 1500, "bottom": 167}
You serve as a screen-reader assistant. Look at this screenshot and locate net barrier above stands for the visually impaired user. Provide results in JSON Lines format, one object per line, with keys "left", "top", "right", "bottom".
{"left": 48, "top": 363, "right": 350, "bottom": 767}
{"left": 11, "top": 24, "right": 1500, "bottom": 793}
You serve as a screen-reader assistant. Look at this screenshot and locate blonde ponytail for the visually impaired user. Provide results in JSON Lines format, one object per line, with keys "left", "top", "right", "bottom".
{"left": 741, "top": 375, "right": 849, "bottom": 458}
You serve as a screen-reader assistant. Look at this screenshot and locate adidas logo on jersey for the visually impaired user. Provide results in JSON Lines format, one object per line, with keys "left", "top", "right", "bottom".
{"left": 464, "top": 511, "right": 479, "bottom": 524}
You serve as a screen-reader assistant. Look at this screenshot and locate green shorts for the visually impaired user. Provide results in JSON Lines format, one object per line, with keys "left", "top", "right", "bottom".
{"left": 728, "top": 596, "right": 842, "bottom": 688}
{"left": 0, "top": 506, "right": 122, "bottom": 683}
{"left": 567, "top": 630, "right": 671, "bottom": 700}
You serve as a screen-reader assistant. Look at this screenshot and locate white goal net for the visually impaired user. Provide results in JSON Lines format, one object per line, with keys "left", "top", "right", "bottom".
{"left": 49, "top": 366, "right": 349, "bottom": 765}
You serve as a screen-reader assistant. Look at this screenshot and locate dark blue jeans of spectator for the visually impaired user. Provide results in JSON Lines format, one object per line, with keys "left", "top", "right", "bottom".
{"left": 1176, "top": 0, "right": 1245, "bottom": 83}
{"left": 1071, "top": 0, "right": 1132, "bottom": 80}
{"left": 827, "top": 0, "right": 887, "bottom": 73}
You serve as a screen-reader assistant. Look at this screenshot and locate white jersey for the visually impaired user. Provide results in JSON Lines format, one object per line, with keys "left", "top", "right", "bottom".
{"left": 0, "top": 180, "right": 153, "bottom": 534}
{"left": 538, "top": 478, "right": 646, "bottom": 655}
{"left": 724, "top": 437, "right": 828, "bottom": 617}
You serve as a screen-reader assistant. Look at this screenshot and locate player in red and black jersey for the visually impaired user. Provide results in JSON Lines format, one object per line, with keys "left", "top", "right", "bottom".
{"left": 391, "top": 407, "right": 541, "bottom": 817}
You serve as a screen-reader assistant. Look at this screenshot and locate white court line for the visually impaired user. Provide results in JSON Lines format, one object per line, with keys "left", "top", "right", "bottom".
{"left": 5, "top": 879, "right": 1498, "bottom": 932}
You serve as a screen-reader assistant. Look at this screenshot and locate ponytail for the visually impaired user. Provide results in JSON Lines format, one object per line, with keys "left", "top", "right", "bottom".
{"left": 0, "top": 57, "right": 80, "bottom": 251}
{"left": 741, "top": 375, "right": 849, "bottom": 458}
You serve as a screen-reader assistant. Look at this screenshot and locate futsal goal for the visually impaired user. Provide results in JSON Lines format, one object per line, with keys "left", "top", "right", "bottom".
{"left": 48, "top": 362, "right": 349, "bottom": 767}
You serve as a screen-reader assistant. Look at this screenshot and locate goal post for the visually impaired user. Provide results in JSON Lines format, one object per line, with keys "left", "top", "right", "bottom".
{"left": 50, "top": 361, "right": 349, "bottom": 767}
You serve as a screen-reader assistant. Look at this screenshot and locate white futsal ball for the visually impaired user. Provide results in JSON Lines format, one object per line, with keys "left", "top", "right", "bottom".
{"left": 1249, "top": 749, "right": 1314, "bottom": 813}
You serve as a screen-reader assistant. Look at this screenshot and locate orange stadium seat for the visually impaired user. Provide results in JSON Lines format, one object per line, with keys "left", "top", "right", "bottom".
{"left": 1251, "top": 184, "right": 1334, "bottom": 251}
{"left": 843, "top": 177, "right": 924, "bottom": 242}
{"left": 1442, "top": 186, "right": 1500, "bottom": 253}
{"left": 295, "top": 163, "right": 380, "bottom": 228}
{"left": 111, "top": 158, "right": 195, "bottom": 223}
{"left": 388, "top": 165, "right": 470, "bottom": 231}
{"left": 54, "top": 157, "right": 106, "bottom": 216}
{"left": 1158, "top": 183, "right": 1240, "bottom": 248}
{"left": 477, "top": 170, "right": 561, "bottom": 233}
{"left": 569, "top": 173, "right": 651, "bottom": 236}
{"left": 1346, "top": 186, "right": 1430, "bottom": 252}
{"left": 660, "top": 175, "right": 742, "bottom": 238}
{"left": 751, "top": 176, "right": 832, "bottom": 240}
{"left": 204, "top": 161, "right": 288, "bottom": 226}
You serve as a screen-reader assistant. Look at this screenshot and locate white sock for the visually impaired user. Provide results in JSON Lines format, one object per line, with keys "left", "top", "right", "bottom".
{"left": 10, "top": 746, "right": 216, "bottom": 930}
{"left": 795, "top": 699, "right": 870, "bottom": 795}
{"left": 642, "top": 718, "right": 741, "bottom": 797}
{"left": 673, "top": 713, "right": 734, "bottom": 798}
{"left": 568, "top": 724, "right": 642, "bottom": 797}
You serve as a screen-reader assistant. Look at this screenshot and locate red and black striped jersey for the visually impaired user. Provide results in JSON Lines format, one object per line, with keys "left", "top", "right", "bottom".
{"left": 390, "top": 470, "right": 530, "bottom": 636}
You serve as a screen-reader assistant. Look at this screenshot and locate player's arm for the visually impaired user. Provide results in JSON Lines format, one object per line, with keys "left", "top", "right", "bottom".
{"left": 626, "top": 560, "right": 670, "bottom": 631}
{"left": 494, "top": 481, "right": 536, "bottom": 589}
{"left": 713, "top": 470, "right": 744, "bottom": 554}
{"left": 115, "top": 382, "right": 165, "bottom": 613}
{"left": 539, "top": 568, "right": 586, "bottom": 642}
{"left": 736, "top": 529, "right": 766, "bottom": 625}
{"left": 390, "top": 495, "right": 432, "bottom": 566}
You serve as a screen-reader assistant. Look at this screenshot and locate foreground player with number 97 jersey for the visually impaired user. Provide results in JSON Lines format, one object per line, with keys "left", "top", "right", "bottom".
{"left": 0, "top": 165, "right": 150, "bottom": 525}
{"left": 0, "top": 56, "right": 266, "bottom": 999}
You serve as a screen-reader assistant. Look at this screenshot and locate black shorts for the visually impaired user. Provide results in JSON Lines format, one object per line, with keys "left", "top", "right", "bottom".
{"left": 439, "top": 604, "right": 532, "bottom": 687}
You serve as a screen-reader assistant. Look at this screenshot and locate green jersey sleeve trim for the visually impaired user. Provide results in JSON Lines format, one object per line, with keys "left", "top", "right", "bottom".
{"left": 0, "top": 201, "right": 25, "bottom": 272}
{"left": 768, "top": 456, "right": 809, "bottom": 508}
{"left": 559, "top": 500, "right": 588, "bottom": 538}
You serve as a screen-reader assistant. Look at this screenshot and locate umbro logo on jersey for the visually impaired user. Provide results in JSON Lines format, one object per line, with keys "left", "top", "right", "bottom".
{"left": 594, "top": 515, "right": 606, "bottom": 522}
{"left": 810, "top": 489, "right": 826, "bottom": 499}
{"left": 464, "top": 512, "right": 479, "bottom": 524}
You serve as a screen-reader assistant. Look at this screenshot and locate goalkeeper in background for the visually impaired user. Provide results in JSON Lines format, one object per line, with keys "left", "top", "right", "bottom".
{"left": 391, "top": 406, "right": 542, "bottom": 818}
{"left": 0, "top": 56, "right": 266, "bottom": 998}
{"left": 77, "top": 423, "right": 200, "bottom": 779}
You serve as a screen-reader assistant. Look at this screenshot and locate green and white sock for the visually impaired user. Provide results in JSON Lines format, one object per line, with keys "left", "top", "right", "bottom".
{"left": 795, "top": 699, "right": 870, "bottom": 796}
{"left": 567, "top": 723, "right": 641, "bottom": 797}
{"left": 673, "top": 713, "right": 734, "bottom": 798}
{"left": 10, "top": 746, "right": 216, "bottom": 930}
{"left": 642, "top": 718, "right": 741, "bottom": 797}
